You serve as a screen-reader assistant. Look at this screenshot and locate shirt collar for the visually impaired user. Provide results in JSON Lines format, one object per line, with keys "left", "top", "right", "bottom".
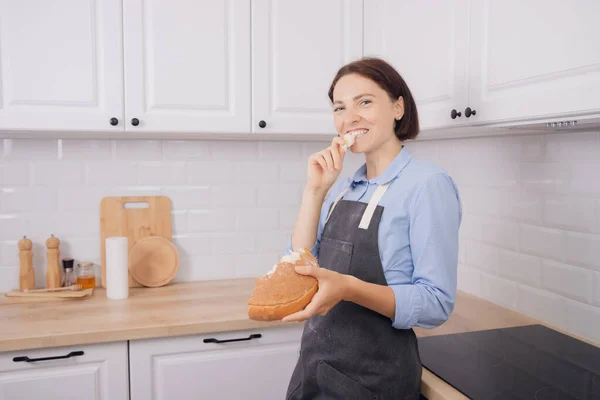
{"left": 351, "top": 146, "right": 412, "bottom": 185}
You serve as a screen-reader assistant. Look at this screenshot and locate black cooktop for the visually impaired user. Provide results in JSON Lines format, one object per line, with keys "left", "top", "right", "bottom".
{"left": 417, "top": 324, "right": 600, "bottom": 400}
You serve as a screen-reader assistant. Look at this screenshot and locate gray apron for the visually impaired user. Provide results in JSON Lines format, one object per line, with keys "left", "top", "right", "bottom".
{"left": 286, "top": 183, "right": 422, "bottom": 400}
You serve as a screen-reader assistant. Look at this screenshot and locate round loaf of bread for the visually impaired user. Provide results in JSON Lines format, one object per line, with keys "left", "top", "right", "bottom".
{"left": 247, "top": 249, "right": 319, "bottom": 321}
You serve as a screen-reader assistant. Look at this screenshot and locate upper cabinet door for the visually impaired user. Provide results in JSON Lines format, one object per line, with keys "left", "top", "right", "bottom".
{"left": 252, "top": 0, "right": 363, "bottom": 135}
{"left": 468, "top": 0, "right": 600, "bottom": 125}
{"left": 123, "top": 0, "right": 251, "bottom": 133}
{"left": 0, "top": 0, "right": 124, "bottom": 132}
{"left": 364, "top": 0, "right": 470, "bottom": 131}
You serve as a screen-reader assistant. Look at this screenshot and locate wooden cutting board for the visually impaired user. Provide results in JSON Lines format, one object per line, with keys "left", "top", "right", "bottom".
{"left": 100, "top": 196, "right": 172, "bottom": 288}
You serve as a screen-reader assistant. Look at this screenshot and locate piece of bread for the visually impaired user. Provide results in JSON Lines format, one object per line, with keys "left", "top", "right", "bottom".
{"left": 248, "top": 248, "right": 319, "bottom": 321}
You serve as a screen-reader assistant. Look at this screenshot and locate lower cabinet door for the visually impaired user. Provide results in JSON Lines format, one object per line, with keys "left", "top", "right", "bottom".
{"left": 0, "top": 341, "right": 129, "bottom": 400}
{"left": 130, "top": 325, "right": 303, "bottom": 400}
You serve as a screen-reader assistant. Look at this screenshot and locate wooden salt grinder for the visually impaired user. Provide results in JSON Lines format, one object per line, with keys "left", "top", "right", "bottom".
{"left": 18, "top": 236, "right": 35, "bottom": 291}
{"left": 46, "top": 234, "right": 62, "bottom": 289}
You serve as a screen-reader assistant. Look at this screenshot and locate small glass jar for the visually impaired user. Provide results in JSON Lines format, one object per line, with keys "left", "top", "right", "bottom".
{"left": 62, "top": 258, "right": 77, "bottom": 287}
{"left": 77, "top": 262, "right": 96, "bottom": 289}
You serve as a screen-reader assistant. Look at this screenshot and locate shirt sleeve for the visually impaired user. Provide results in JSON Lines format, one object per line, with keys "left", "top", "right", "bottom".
{"left": 390, "top": 173, "right": 462, "bottom": 329}
{"left": 283, "top": 177, "right": 351, "bottom": 260}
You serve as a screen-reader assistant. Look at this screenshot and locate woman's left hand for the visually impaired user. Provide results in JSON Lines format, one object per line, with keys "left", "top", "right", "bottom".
{"left": 282, "top": 264, "right": 351, "bottom": 322}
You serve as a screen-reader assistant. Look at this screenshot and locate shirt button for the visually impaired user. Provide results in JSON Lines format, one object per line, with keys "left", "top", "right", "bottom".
{"left": 319, "top": 360, "right": 323, "bottom": 364}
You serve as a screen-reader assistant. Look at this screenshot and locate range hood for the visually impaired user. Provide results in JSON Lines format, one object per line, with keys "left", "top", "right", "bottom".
{"left": 487, "top": 113, "right": 600, "bottom": 133}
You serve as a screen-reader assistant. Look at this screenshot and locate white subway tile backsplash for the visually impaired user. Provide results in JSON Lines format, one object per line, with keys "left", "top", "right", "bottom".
{"left": 457, "top": 263, "right": 481, "bottom": 297}
{"left": 257, "top": 184, "right": 302, "bottom": 207}
{"left": 497, "top": 190, "right": 543, "bottom": 223}
{"left": 459, "top": 214, "right": 483, "bottom": 240}
{"left": 212, "top": 184, "right": 256, "bottom": 207}
{"left": 480, "top": 272, "right": 518, "bottom": 310}
{"left": 114, "top": 140, "right": 162, "bottom": 160}
{"left": 565, "top": 232, "right": 600, "bottom": 271}
{"left": 171, "top": 210, "right": 188, "bottom": 234}
{"left": 0, "top": 162, "right": 31, "bottom": 186}
{"left": 516, "top": 285, "right": 565, "bottom": 328}
{"left": 594, "top": 272, "right": 600, "bottom": 307}
{"left": 465, "top": 240, "right": 498, "bottom": 274}
{"left": 86, "top": 161, "right": 137, "bottom": 186}
{"left": 563, "top": 299, "right": 600, "bottom": 344}
{"left": 236, "top": 253, "right": 280, "bottom": 278}
{"left": 61, "top": 140, "right": 112, "bottom": 160}
{"left": 3, "top": 131, "right": 600, "bottom": 342}
{"left": 164, "top": 186, "right": 210, "bottom": 210}
{"left": 212, "top": 233, "right": 255, "bottom": 255}
{"left": 3, "top": 139, "right": 58, "bottom": 160}
{"left": 256, "top": 231, "right": 289, "bottom": 253}
{"left": 163, "top": 141, "right": 211, "bottom": 160}
{"left": 259, "top": 142, "right": 303, "bottom": 161}
{"left": 497, "top": 249, "right": 542, "bottom": 288}
{"left": 138, "top": 162, "right": 186, "bottom": 185}
{"left": 33, "top": 161, "right": 85, "bottom": 186}
{"left": 544, "top": 195, "right": 596, "bottom": 233}
{"left": 173, "top": 234, "right": 212, "bottom": 257}
{"left": 0, "top": 266, "right": 19, "bottom": 291}
{"left": 545, "top": 131, "right": 599, "bottom": 162}
{"left": 280, "top": 162, "right": 307, "bottom": 184}
{"left": 58, "top": 187, "right": 107, "bottom": 211}
{"left": 2, "top": 188, "right": 58, "bottom": 213}
{"left": 188, "top": 161, "right": 235, "bottom": 185}
{"left": 212, "top": 141, "right": 258, "bottom": 161}
{"left": 520, "top": 136, "right": 544, "bottom": 162}
{"left": 236, "top": 208, "right": 278, "bottom": 232}
{"left": 541, "top": 260, "right": 593, "bottom": 304}
{"left": 458, "top": 239, "right": 466, "bottom": 264}
{"left": 279, "top": 207, "right": 299, "bottom": 230}
{"left": 0, "top": 215, "right": 29, "bottom": 240}
{"left": 521, "top": 162, "right": 569, "bottom": 193}
{"left": 1, "top": 240, "right": 18, "bottom": 267}
{"left": 234, "top": 162, "right": 279, "bottom": 184}
{"left": 519, "top": 224, "right": 564, "bottom": 261}
{"left": 481, "top": 217, "right": 518, "bottom": 250}
{"left": 188, "top": 209, "right": 237, "bottom": 233}
{"left": 571, "top": 161, "right": 600, "bottom": 195}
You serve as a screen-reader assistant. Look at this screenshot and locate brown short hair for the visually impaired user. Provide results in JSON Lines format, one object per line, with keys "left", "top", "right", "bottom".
{"left": 328, "top": 57, "right": 419, "bottom": 141}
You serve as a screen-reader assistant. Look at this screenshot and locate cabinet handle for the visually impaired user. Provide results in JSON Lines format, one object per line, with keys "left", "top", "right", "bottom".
{"left": 13, "top": 350, "right": 84, "bottom": 363}
{"left": 131, "top": 118, "right": 140, "bottom": 126}
{"left": 465, "top": 107, "right": 477, "bottom": 118}
{"left": 450, "top": 109, "right": 462, "bottom": 119}
{"left": 258, "top": 120, "right": 267, "bottom": 128}
{"left": 203, "top": 333, "right": 262, "bottom": 344}
{"left": 109, "top": 117, "right": 119, "bottom": 126}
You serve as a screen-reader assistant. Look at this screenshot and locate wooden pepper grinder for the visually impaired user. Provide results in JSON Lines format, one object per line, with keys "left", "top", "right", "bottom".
{"left": 46, "top": 234, "right": 62, "bottom": 289}
{"left": 18, "top": 236, "right": 35, "bottom": 291}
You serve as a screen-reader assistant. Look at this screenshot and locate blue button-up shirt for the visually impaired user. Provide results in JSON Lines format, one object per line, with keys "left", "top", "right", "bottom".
{"left": 285, "top": 147, "right": 462, "bottom": 330}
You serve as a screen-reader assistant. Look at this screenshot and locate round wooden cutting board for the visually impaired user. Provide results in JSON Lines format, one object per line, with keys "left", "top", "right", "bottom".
{"left": 128, "top": 236, "right": 179, "bottom": 287}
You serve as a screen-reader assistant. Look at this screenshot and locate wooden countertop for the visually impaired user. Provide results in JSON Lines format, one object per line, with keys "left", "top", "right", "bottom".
{"left": 1, "top": 279, "right": 596, "bottom": 400}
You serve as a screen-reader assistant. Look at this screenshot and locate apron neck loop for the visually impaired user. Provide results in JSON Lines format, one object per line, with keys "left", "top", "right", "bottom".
{"left": 358, "top": 183, "right": 390, "bottom": 230}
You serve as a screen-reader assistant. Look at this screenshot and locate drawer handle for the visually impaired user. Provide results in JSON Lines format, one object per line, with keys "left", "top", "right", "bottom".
{"left": 13, "top": 350, "right": 84, "bottom": 363}
{"left": 203, "top": 333, "right": 262, "bottom": 344}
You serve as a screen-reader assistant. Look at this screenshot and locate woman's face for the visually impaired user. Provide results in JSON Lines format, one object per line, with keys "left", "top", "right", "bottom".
{"left": 332, "top": 73, "right": 404, "bottom": 154}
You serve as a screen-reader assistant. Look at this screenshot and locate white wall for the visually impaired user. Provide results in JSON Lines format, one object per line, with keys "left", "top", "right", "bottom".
{"left": 411, "top": 131, "right": 600, "bottom": 344}
{"left": 1, "top": 131, "right": 599, "bottom": 343}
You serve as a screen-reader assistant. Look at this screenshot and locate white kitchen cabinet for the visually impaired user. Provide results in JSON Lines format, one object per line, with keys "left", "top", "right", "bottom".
{"left": 0, "top": 341, "right": 129, "bottom": 400}
{"left": 123, "top": 0, "right": 251, "bottom": 133}
{"left": 468, "top": 0, "right": 600, "bottom": 125}
{"left": 0, "top": 0, "right": 125, "bottom": 132}
{"left": 252, "top": 0, "right": 363, "bottom": 135}
{"left": 129, "top": 325, "right": 303, "bottom": 400}
{"left": 365, "top": 0, "right": 600, "bottom": 133}
{"left": 364, "top": 0, "right": 471, "bottom": 131}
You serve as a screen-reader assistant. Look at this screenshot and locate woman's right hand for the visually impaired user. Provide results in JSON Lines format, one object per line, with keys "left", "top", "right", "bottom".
{"left": 306, "top": 136, "right": 347, "bottom": 193}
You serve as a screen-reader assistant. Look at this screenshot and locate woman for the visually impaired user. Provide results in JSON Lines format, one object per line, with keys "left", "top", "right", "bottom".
{"left": 283, "top": 57, "right": 462, "bottom": 400}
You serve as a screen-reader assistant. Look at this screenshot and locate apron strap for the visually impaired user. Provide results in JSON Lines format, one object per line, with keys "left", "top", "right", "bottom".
{"left": 358, "top": 183, "right": 390, "bottom": 230}
{"left": 326, "top": 187, "right": 350, "bottom": 222}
